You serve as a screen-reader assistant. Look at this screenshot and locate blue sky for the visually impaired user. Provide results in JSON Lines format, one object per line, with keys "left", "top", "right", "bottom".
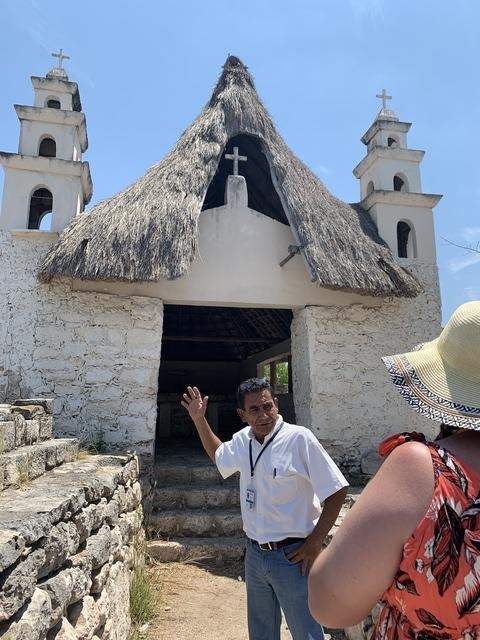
{"left": 1, "top": 0, "right": 479, "bottom": 324}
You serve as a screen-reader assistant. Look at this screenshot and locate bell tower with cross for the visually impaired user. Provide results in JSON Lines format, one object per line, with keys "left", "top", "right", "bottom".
{"left": 352, "top": 90, "right": 441, "bottom": 263}
{"left": 0, "top": 50, "right": 92, "bottom": 232}
{"left": 224, "top": 145, "right": 249, "bottom": 208}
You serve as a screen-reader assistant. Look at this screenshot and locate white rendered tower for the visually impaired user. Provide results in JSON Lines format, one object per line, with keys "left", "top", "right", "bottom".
{"left": 353, "top": 90, "right": 441, "bottom": 263}
{"left": 0, "top": 50, "right": 92, "bottom": 232}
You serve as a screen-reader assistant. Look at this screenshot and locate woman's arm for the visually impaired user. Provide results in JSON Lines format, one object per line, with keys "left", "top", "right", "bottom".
{"left": 308, "top": 440, "right": 435, "bottom": 628}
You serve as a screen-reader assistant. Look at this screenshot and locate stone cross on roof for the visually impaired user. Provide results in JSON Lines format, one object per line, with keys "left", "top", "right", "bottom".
{"left": 51, "top": 48, "right": 70, "bottom": 69}
{"left": 225, "top": 146, "right": 247, "bottom": 175}
{"left": 376, "top": 89, "right": 392, "bottom": 109}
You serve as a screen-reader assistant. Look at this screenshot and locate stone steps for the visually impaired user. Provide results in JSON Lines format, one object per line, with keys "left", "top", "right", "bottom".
{"left": 147, "top": 536, "right": 246, "bottom": 563}
{"left": 148, "top": 444, "right": 363, "bottom": 562}
{"left": 153, "top": 483, "right": 240, "bottom": 509}
{"left": 147, "top": 507, "right": 243, "bottom": 537}
{"left": 0, "top": 438, "right": 78, "bottom": 490}
{"left": 153, "top": 460, "right": 238, "bottom": 485}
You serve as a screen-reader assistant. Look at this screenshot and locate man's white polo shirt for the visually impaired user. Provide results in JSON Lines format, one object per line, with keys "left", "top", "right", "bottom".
{"left": 215, "top": 416, "right": 349, "bottom": 544}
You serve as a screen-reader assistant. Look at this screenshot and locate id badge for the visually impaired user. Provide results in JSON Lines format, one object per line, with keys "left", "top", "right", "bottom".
{"left": 246, "top": 487, "right": 256, "bottom": 510}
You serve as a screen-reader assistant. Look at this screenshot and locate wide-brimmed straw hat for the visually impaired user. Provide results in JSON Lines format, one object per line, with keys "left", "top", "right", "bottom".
{"left": 382, "top": 300, "right": 480, "bottom": 430}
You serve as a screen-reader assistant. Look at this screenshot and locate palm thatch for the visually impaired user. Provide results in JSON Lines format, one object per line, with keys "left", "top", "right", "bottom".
{"left": 39, "top": 55, "right": 420, "bottom": 297}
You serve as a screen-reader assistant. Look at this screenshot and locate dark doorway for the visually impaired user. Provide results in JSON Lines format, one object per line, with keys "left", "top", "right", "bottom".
{"left": 156, "top": 304, "right": 294, "bottom": 453}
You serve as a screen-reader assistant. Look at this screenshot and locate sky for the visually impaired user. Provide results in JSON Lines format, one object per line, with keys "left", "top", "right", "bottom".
{"left": 0, "top": 0, "right": 479, "bottom": 324}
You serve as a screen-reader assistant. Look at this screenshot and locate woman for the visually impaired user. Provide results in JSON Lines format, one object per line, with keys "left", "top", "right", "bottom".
{"left": 308, "top": 300, "right": 480, "bottom": 639}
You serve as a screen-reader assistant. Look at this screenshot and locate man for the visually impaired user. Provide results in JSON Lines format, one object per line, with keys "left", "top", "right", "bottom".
{"left": 181, "top": 377, "right": 349, "bottom": 640}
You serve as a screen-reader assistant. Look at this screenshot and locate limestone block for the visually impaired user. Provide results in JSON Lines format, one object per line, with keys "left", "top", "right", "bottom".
{"left": 101, "top": 562, "right": 130, "bottom": 640}
{"left": 83, "top": 475, "right": 116, "bottom": 503}
{"left": 118, "top": 367, "right": 156, "bottom": 387}
{"left": 0, "top": 408, "right": 13, "bottom": 422}
{"left": 109, "top": 526, "right": 123, "bottom": 561}
{"left": 0, "top": 511, "right": 52, "bottom": 547}
{"left": 126, "top": 328, "right": 155, "bottom": 357}
{"left": 49, "top": 440, "right": 77, "bottom": 468}
{"left": 124, "top": 483, "right": 142, "bottom": 512}
{"left": 0, "top": 421, "right": 16, "bottom": 453}
{"left": 84, "top": 525, "right": 112, "bottom": 570}
{"left": 104, "top": 496, "right": 120, "bottom": 526}
{"left": 50, "top": 618, "right": 77, "bottom": 640}
{"left": 38, "top": 416, "right": 53, "bottom": 441}
{"left": 38, "top": 570, "right": 72, "bottom": 627}
{"left": 0, "top": 530, "right": 26, "bottom": 573}
{"left": 0, "top": 549, "right": 46, "bottom": 621}
{"left": 72, "top": 500, "right": 108, "bottom": 544}
{"left": 121, "top": 459, "right": 139, "bottom": 484}
{"left": 0, "top": 588, "right": 52, "bottom": 640}
{"left": 3, "top": 450, "right": 32, "bottom": 487}
{"left": 64, "top": 553, "right": 93, "bottom": 605}
{"left": 24, "top": 420, "right": 40, "bottom": 446}
{"left": 67, "top": 595, "right": 104, "bottom": 640}
{"left": 90, "top": 562, "right": 111, "bottom": 594}
{"left": 114, "top": 485, "right": 127, "bottom": 514}
{"left": 13, "top": 415, "right": 26, "bottom": 447}
{"left": 117, "top": 513, "right": 138, "bottom": 543}
{"left": 88, "top": 385, "right": 124, "bottom": 402}
{"left": 75, "top": 326, "right": 107, "bottom": 344}
{"left": 71, "top": 568, "right": 93, "bottom": 607}
{"left": 13, "top": 399, "right": 53, "bottom": 415}
{"left": 38, "top": 522, "right": 80, "bottom": 579}
{"left": 11, "top": 406, "right": 44, "bottom": 422}
{"left": 3, "top": 445, "right": 47, "bottom": 485}
{"left": 106, "top": 329, "right": 126, "bottom": 348}
{"left": 84, "top": 369, "right": 114, "bottom": 385}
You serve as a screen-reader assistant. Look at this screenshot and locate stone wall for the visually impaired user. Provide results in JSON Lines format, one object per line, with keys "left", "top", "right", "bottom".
{"left": 291, "top": 262, "right": 442, "bottom": 474}
{"left": 0, "top": 232, "right": 164, "bottom": 455}
{"left": 0, "top": 399, "right": 142, "bottom": 640}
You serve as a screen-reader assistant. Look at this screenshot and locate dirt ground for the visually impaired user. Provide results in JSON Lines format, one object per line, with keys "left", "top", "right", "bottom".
{"left": 144, "top": 558, "right": 295, "bottom": 640}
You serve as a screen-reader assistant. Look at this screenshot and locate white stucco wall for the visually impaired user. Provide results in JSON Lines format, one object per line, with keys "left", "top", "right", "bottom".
{"left": 0, "top": 231, "right": 163, "bottom": 455}
{"left": 19, "top": 120, "right": 82, "bottom": 161}
{"left": 0, "top": 164, "right": 85, "bottom": 231}
{"left": 74, "top": 203, "right": 386, "bottom": 310}
{"left": 291, "top": 261, "right": 441, "bottom": 473}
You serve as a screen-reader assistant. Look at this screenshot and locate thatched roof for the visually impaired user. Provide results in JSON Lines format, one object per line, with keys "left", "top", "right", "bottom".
{"left": 39, "top": 55, "right": 420, "bottom": 298}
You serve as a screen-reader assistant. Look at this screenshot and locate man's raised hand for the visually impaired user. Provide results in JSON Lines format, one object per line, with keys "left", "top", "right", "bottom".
{"left": 181, "top": 386, "right": 209, "bottom": 422}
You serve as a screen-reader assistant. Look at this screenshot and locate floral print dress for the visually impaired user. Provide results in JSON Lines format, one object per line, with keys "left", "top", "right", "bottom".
{"left": 373, "top": 432, "right": 480, "bottom": 640}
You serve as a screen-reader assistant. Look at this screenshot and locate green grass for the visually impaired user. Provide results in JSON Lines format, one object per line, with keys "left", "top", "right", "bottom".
{"left": 130, "top": 564, "right": 155, "bottom": 626}
{"left": 129, "top": 533, "right": 155, "bottom": 639}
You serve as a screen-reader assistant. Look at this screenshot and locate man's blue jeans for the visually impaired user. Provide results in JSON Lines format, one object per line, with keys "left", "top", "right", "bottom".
{"left": 245, "top": 538, "right": 325, "bottom": 640}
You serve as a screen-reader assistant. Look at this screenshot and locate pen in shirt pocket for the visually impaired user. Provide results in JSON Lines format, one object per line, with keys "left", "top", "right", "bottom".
{"left": 273, "top": 467, "right": 276, "bottom": 479}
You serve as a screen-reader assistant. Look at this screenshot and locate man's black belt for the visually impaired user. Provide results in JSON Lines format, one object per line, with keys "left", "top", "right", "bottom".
{"left": 249, "top": 537, "right": 305, "bottom": 551}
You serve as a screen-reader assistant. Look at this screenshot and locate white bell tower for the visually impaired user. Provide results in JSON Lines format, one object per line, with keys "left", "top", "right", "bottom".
{"left": 353, "top": 90, "right": 441, "bottom": 263}
{"left": 0, "top": 50, "right": 92, "bottom": 232}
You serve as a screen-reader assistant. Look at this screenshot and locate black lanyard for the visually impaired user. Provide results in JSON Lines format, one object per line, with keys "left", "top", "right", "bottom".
{"left": 249, "top": 422, "right": 284, "bottom": 478}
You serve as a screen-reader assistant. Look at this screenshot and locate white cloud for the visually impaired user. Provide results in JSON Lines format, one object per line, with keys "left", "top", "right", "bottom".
{"left": 464, "top": 286, "right": 480, "bottom": 301}
{"left": 448, "top": 251, "right": 480, "bottom": 273}
{"left": 462, "top": 226, "right": 480, "bottom": 243}
{"left": 314, "top": 164, "right": 331, "bottom": 176}
{"left": 348, "top": 0, "right": 385, "bottom": 22}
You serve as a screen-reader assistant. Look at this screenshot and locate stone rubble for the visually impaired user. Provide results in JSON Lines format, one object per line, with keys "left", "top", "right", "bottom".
{"left": 0, "top": 398, "right": 143, "bottom": 640}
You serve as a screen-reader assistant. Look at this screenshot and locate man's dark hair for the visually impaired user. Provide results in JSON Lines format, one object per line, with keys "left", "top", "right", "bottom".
{"left": 236, "top": 377, "right": 273, "bottom": 409}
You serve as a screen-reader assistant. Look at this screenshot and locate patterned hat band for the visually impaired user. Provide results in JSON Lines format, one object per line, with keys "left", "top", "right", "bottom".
{"left": 382, "top": 301, "right": 480, "bottom": 431}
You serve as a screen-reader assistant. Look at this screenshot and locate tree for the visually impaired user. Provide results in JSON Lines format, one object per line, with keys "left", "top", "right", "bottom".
{"left": 442, "top": 237, "right": 480, "bottom": 254}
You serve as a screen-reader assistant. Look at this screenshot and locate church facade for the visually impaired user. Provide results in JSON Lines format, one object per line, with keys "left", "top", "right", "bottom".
{"left": 0, "top": 55, "right": 442, "bottom": 473}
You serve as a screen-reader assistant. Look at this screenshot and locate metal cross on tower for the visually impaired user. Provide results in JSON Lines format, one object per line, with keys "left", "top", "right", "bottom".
{"left": 376, "top": 89, "right": 392, "bottom": 109}
{"left": 51, "top": 48, "right": 70, "bottom": 69}
{"left": 225, "top": 146, "right": 247, "bottom": 175}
